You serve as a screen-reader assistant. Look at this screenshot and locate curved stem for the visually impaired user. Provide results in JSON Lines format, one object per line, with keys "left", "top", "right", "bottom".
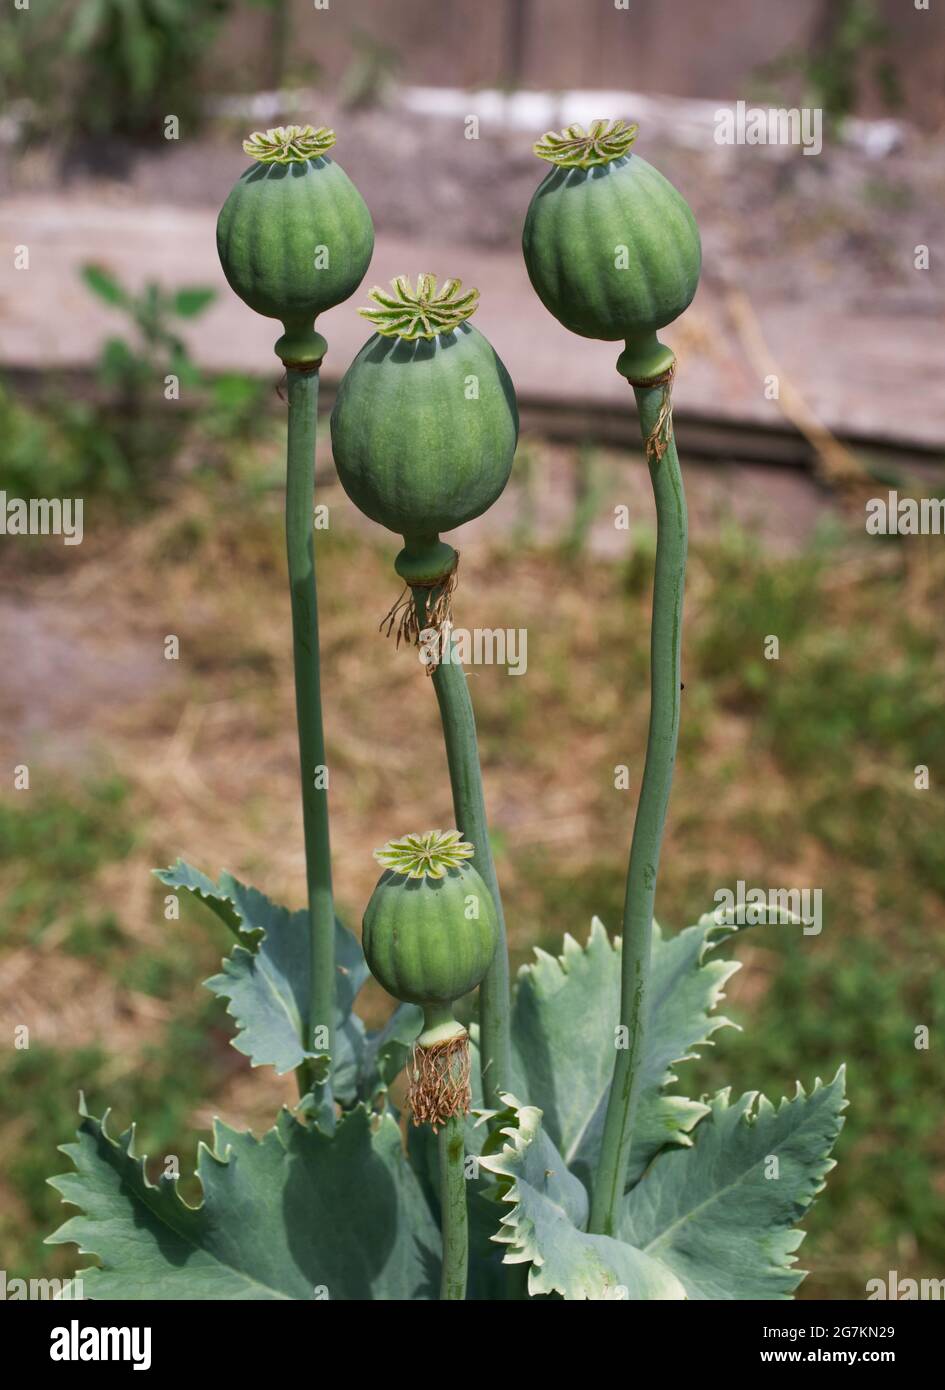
{"left": 411, "top": 589, "right": 512, "bottom": 1110}
{"left": 588, "top": 370, "right": 687, "bottom": 1236}
{"left": 438, "top": 1111, "right": 469, "bottom": 1300}
{"left": 285, "top": 367, "right": 335, "bottom": 1113}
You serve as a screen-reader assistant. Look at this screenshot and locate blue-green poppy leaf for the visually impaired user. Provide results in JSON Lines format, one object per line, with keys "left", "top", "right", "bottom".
{"left": 47, "top": 1099, "right": 439, "bottom": 1300}
{"left": 620, "top": 1070, "right": 847, "bottom": 1299}
{"left": 478, "top": 1096, "right": 686, "bottom": 1301}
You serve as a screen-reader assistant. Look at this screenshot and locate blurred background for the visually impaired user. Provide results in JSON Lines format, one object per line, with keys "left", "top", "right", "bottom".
{"left": 1, "top": 0, "right": 943, "bottom": 1300}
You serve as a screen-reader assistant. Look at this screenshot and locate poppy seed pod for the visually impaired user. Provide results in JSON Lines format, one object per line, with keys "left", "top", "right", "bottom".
{"left": 330, "top": 275, "right": 518, "bottom": 656}
{"left": 216, "top": 124, "right": 374, "bottom": 365}
{"left": 362, "top": 831, "right": 499, "bottom": 1129}
{"left": 522, "top": 119, "right": 701, "bottom": 380}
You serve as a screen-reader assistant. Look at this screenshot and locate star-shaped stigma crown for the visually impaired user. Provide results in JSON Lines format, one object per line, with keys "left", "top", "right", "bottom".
{"left": 359, "top": 274, "right": 480, "bottom": 340}
{"left": 242, "top": 124, "right": 337, "bottom": 164}
{"left": 533, "top": 118, "right": 639, "bottom": 169}
{"left": 374, "top": 830, "right": 475, "bottom": 880}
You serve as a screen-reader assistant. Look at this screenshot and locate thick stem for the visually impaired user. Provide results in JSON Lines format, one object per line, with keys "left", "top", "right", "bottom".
{"left": 285, "top": 367, "right": 335, "bottom": 1112}
{"left": 588, "top": 370, "right": 688, "bottom": 1236}
{"left": 433, "top": 646, "right": 512, "bottom": 1109}
{"left": 419, "top": 1003, "right": 466, "bottom": 1048}
{"left": 438, "top": 1111, "right": 469, "bottom": 1300}
{"left": 411, "top": 586, "right": 512, "bottom": 1109}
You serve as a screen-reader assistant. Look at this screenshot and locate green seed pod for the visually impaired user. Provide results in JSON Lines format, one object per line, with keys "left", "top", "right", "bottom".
{"left": 522, "top": 119, "right": 701, "bottom": 380}
{"left": 330, "top": 275, "right": 518, "bottom": 653}
{"left": 216, "top": 124, "right": 374, "bottom": 365}
{"left": 363, "top": 830, "right": 499, "bottom": 1130}
{"left": 363, "top": 830, "right": 498, "bottom": 1024}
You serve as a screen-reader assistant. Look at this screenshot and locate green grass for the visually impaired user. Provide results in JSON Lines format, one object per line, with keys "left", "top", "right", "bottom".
{"left": 0, "top": 780, "right": 234, "bottom": 1278}
{"left": 0, "top": 778, "right": 134, "bottom": 950}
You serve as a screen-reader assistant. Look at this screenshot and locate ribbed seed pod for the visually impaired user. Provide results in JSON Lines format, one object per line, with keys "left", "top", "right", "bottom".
{"left": 216, "top": 124, "right": 374, "bottom": 364}
{"left": 331, "top": 325, "right": 517, "bottom": 540}
{"left": 522, "top": 119, "right": 701, "bottom": 380}
{"left": 330, "top": 275, "right": 518, "bottom": 657}
{"left": 362, "top": 831, "right": 499, "bottom": 1129}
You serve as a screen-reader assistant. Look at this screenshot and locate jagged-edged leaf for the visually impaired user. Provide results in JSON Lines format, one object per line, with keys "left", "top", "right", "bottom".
{"left": 479, "top": 1096, "right": 686, "bottom": 1301}
{"left": 620, "top": 1070, "right": 847, "bottom": 1299}
{"left": 510, "top": 914, "right": 739, "bottom": 1188}
{"left": 47, "top": 1099, "right": 439, "bottom": 1300}
{"left": 156, "top": 858, "right": 245, "bottom": 940}
{"left": 203, "top": 908, "right": 352, "bottom": 1079}
{"left": 156, "top": 860, "right": 359, "bottom": 1088}
{"left": 156, "top": 860, "right": 424, "bottom": 1104}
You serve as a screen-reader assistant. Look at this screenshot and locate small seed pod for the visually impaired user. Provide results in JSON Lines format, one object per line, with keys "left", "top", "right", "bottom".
{"left": 522, "top": 119, "right": 701, "bottom": 381}
{"left": 362, "top": 830, "right": 499, "bottom": 1130}
{"left": 330, "top": 274, "right": 518, "bottom": 656}
{"left": 216, "top": 124, "right": 374, "bottom": 366}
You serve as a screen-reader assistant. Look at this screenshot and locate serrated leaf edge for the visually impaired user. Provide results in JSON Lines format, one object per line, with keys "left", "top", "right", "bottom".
{"left": 477, "top": 1095, "right": 687, "bottom": 1301}
{"left": 477, "top": 1095, "right": 569, "bottom": 1286}
{"left": 516, "top": 911, "right": 744, "bottom": 1092}
{"left": 203, "top": 936, "right": 317, "bottom": 1075}
{"left": 635, "top": 1068, "right": 848, "bottom": 1294}
{"left": 45, "top": 1096, "right": 378, "bottom": 1294}
{"left": 154, "top": 859, "right": 262, "bottom": 946}
{"left": 155, "top": 860, "right": 327, "bottom": 1075}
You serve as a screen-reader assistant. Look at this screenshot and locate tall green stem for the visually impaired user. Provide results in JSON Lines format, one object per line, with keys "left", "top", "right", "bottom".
{"left": 433, "top": 645, "right": 512, "bottom": 1109}
{"left": 438, "top": 1111, "right": 468, "bottom": 1299}
{"left": 285, "top": 367, "right": 335, "bottom": 1110}
{"left": 411, "top": 590, "right": 512, "bottom": 1110}
{"left": 588, "top": 369, "right": 687, "bottom": 1235}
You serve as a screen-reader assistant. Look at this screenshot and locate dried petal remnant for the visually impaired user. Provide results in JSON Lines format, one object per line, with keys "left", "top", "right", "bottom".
{"left": 408, "top": 1035, "right": 472, "bottom": 1131}
{"left": 630, "top": 362, "right": 677, "bottom": 464}
{"left": 380, "top": 559, "right": 458, "bottom": 672}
